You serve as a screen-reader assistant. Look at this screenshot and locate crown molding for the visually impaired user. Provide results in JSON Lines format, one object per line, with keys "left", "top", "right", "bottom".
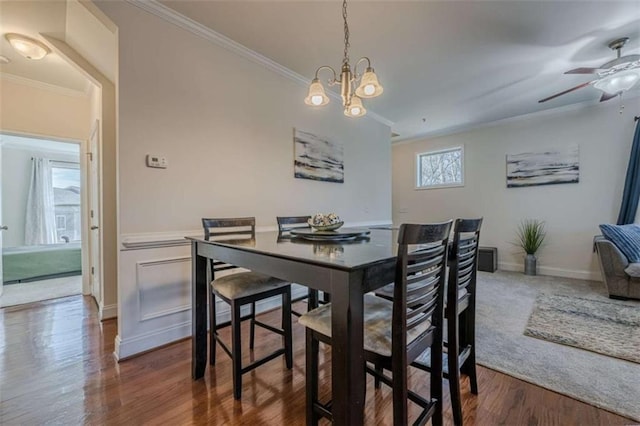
{"left": 391, "top": 90, "right": 640, "bottom": 146}
{"left": 0, "top": 72, "right": 89, "bottom": 98}
{"left": 125, "top": 0, "right": 394, "bottom": 128}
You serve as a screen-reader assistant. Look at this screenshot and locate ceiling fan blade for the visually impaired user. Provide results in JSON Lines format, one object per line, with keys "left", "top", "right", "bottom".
{"left": 564, "top": 67, "right": 604, "bottom": 75}
{"left": 600, "top": 91, "right": 619, "bottom": 102}
{"left": 538, "top": 81, "right": 593, "bottom": 103}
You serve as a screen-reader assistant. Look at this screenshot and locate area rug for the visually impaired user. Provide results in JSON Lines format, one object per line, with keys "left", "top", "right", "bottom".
{"left": 524, "top": 293, "right": 640, "bottom": 364}
{"left": 474, "top": 271, "right": 640, "bottom": 422}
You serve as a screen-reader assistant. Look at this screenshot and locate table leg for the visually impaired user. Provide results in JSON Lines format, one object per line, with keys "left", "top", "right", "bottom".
{"left": 330, "top": 271, "right": 365, "bottom": 425}
{"left": 192, "top": 241, "right": 208, "bottom": 379}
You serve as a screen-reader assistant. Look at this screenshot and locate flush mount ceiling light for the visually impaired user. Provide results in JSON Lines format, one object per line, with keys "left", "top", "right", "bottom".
{"left": 5, "top": 33, "right": 50, "bottom": 60}
{"left": 304, "top": 0, "right": 383, "bottom": 118}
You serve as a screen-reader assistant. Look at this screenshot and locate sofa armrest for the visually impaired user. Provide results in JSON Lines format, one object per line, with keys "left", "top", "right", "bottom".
{"left": 594, "top": 235, "right": 629, "bottom": 278}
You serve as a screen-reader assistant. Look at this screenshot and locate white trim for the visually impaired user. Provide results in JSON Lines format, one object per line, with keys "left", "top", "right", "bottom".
{"left": 100, "top": 303, "right": 118, "bottom": 320}
{"left": 114, "top": 321, "right": 190, "bottom": 360}
{"left": 124, "top": 0, "right": 394, "bottom": 128}
{"left": 0, "top": 72, "right": 89, "bottom": 98}
{"left": 392, "top": 90, "right": 640, "bottom": 145}
{"left": 0, "top": 130, "right": 84, "bottom": 145}
{"left": 498, "top": 262, "right": 602, "bottom": 282}
{"left": 120, "top": 220, "right": 392, "bottom": 250}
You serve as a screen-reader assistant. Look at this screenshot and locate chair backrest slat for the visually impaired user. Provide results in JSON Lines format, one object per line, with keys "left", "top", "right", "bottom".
{"left": 448, "top": 218, "right": 483, "bottom": 316}
{"left": 407, "top": 279, "right": 438, "bottom": 310}
{"left": 202, "top": 217, "right": 256, "bottom": 273}
{"left": 277, "top": 216, "right": 311, "bottom": 232}
{"left": 392, "top": 221, "right": 452, "bottom": 358}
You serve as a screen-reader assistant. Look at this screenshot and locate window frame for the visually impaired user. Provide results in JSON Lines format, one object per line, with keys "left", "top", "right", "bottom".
{"left": 415, "top": 146, "right": 465, "bottom": 190}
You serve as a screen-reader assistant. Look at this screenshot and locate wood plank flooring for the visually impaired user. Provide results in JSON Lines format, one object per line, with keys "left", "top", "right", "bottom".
{"left": 0, "top": 295, "right": 633, "bottom": 425}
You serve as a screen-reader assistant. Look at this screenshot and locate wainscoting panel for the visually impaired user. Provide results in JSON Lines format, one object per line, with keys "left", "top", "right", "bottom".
{"left": 117, "top": 244, "right": 193, "bottom": 359}
{"left": 116, "top": 239, "right": 309, "bottom": 360}
{"left": 136, "top": 257, "right": 191, "bottom": 321}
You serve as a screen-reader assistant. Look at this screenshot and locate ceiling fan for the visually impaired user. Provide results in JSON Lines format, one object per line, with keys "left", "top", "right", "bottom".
{"left": 539, "top": 37, "right": 640, "bottom": 103}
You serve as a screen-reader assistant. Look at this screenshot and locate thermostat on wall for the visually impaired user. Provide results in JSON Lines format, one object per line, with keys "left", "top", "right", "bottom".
{"left": 146, "top": 154, "right": 168, "bottom": 169}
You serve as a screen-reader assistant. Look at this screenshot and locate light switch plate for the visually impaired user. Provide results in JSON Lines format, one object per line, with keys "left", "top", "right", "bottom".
{"left": 146, "top": 154, "right": 168, "bottom": 169}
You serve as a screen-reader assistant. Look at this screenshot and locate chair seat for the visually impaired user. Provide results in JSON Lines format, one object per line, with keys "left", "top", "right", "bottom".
{"left": 299, "top": 293, "right": 431, "bottom": 357}
{"left": 212, "top": 271, "right": 289, "bottom": 300}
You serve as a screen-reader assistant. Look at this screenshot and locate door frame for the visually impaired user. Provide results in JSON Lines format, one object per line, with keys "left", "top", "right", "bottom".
{"left": 0, "top": 129, "right": 97, "bottom": 296}
{"left": 87, "top": 120, "right": 103, "bottom": 305}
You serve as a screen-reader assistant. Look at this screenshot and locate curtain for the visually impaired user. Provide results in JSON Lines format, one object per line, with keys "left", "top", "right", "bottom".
{"left": 25, "top": 157, "right": 57, "bottom": 245}
{"left": 617, "top": 120, "right": 640, "bottom": 224}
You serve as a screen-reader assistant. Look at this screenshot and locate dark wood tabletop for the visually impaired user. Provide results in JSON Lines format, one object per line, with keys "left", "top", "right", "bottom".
{"left": 188, "top": 228, "right": 399, "bottom": 425}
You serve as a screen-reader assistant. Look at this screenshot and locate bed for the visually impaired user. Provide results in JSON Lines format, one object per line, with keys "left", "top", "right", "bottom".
{"left": 2, "top": 243, "right": 82, "bottom": 284}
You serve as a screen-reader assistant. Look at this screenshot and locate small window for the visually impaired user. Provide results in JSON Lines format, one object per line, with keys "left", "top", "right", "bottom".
{"left": 416, "top": 146, "right": 464, "bottom": 189}
{"left": 52, "top": 162, "right": 81, "bottom": 242}
{"left": 56, "top": 215, "right": 67, "bottom": 231}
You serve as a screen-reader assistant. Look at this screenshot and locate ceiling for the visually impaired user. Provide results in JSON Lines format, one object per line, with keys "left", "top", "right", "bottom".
{"left": 0, "top": 1, "right": 89, "bottom": 93}
{"left": 160, "top": 0, "right": 640, "bottom": 141}
{"left": 0, "top": 0, "right": 116, "bottom": 94}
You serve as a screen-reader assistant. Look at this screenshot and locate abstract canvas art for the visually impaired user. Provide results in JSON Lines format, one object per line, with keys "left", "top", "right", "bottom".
{"left": 294, "top": 129, "right": 344, "bottom": 183}
{"left": 506, "top": 145, "right": 579, "bottom": 188}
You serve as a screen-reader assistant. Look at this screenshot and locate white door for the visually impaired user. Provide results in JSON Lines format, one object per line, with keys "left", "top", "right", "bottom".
{"left": 88, "top": 124, "right": 101, "bottom": 303}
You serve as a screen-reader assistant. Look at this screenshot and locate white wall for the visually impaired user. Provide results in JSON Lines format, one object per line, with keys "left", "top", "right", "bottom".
{"left": 1, "top": 145, "right": 79, "bottom": 248}
{"left": 96, "top": 1, "right": 392, "bottom": 359}
{"left": 392, "top": 100, "right": 640, "bottom": 280}
{"left": 0, "top": 76, "right": 90, "bottom": 141}
{"left": 98, "top": 2, "right": 390, "bottom": 235}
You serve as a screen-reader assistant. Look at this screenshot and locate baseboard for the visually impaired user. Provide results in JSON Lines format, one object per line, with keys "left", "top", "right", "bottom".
{"left": 100, "top": 303, "right": 118, "bottom": 320}
{"left": 114, "top": 320, "right": 191, "bottom": 360}
{"left": 498, "top": 262, "right": 602, "bottom": 282}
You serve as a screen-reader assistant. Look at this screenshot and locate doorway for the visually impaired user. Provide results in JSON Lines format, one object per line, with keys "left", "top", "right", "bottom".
{"left": 0, "top": 133, "right": 90, "bottom": 307}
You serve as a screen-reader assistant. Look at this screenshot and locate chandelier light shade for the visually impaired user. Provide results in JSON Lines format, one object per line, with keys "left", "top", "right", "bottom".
{"left": 355, "top": 67, "right": 384, "bottom": 98}
{"left": 5, "top": 33, "right": 50, "bottom": 60}
{"left": 305, "top": 0, "right": 383, "bottom": 118}
{"left": 344, "top": 95, "right": 366, "bottom": 117}
{"left": 304, "top": 78, "right": 330, "bottom": 106}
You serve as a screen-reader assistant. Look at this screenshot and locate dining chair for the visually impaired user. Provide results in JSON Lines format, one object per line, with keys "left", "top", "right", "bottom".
{"left": 276, "top": 216, "right": 329, "bottom": 315}
{"left": 406, "top": 218, "right": 483, "bottom": 426}
{"left": 202, "top": 217, "right": 293, "bottom": 400}
{"left": 299, "top": 221, "right": 452, "bottom": 425}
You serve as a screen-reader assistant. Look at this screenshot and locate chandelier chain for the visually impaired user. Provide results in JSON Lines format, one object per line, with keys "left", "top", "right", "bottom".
{"left": 342, "top": 0, "right": 350, "bottom": 66}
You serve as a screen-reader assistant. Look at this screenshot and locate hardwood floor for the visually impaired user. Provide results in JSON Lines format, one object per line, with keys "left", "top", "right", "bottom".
{"left": 0, "top": 295, "right": 633, "bottom": 425}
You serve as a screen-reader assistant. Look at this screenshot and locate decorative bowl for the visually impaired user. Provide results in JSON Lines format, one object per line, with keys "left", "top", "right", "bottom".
{"left": 310, "top": 221, "right": 344, "bottom": 232}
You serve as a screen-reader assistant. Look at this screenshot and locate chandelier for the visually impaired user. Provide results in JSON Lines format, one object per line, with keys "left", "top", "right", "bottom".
{"left": 304, "top": 0, "right": 383, "bottom": 118}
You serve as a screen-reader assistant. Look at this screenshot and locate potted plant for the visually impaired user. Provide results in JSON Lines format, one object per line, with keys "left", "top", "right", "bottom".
{"left": 515, "top": 219, "right": 546, "bottom": 275}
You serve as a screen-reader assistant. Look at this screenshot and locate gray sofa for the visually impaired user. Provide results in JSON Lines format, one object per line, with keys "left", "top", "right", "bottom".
{"left": 594, "top": 235, "right": 640, "bottom": 300}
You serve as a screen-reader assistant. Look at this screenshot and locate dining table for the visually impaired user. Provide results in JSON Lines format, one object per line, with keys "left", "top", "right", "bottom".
{"left": 188, "top": 227, "right": 399, "bottom": 425}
